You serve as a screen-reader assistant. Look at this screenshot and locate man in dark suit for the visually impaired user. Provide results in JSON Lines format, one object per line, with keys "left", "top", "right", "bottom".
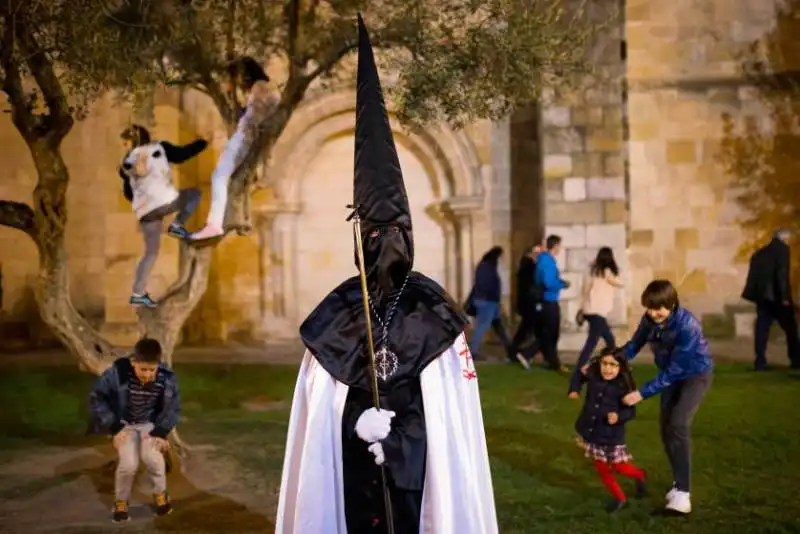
{"left": 742, "top": 229, "right": 800, "bottom": 370}
{"left": 507, "top": 241, "right": 544, "bottom": 368}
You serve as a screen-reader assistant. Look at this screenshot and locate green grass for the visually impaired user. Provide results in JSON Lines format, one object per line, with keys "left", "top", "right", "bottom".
{"left": 0, "top": 362, "right": 798, "bottom": 533}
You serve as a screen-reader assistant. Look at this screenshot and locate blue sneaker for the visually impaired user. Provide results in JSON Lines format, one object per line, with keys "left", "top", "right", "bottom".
{"left": 167, "top": 223, "right": 189, "bottom": 239}
{"left": 130, "top": 293, "right": 157, "bottom": 308}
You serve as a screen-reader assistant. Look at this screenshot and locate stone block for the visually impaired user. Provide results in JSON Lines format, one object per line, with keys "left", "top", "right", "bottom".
{"left": 587, "top": 177, "right": 626, "bottom": 200}
{"left": 567, "top": 247, "right": 599, "bottom": 272}
{"left": 665, "top": 140, "right": 697, "bottom": 165}
{"left": 629, "top": 121, "right": 660, "bottom": 142}
{"left": 587, "top": 108, "right": 604, "bottom": 126}
{"left": 587, "top": 153, "right": 605, "bottom": 176}
{"left": 543, "top": 154, "right": 573, "bottom": 179}
{"left": 546, "top": 201, "right": 604, "bottom": 225}
{"left": 734, "top": 312, "right": 755, "bottom": 338}
{"left": 675, "top": 228, "right": 700, "bottom": 250}
{"left": 701, "top": 313, "right": 736, "bottom": 339}
{"left": 604, "top": 200, "right": 627, "bottom": 223}
{"left": 563, "top": 177, "right": 587, "bottom": 202}
{"left": 561, "top": 271, "right": 583, "bottom": 300}
{"left": 587, "top": 128, "right": 624, "bottom": 152}
{"left": 544, "top": 128, "right": 584, "bottom": 154}
{"left": 603, "top": 153, "right": 624, "bottom": 177}
{"left": 545, "top": 179, "right": 564, "bottom": 202}
{"left": 586, "top": 223, "right": 626, "bottom": 249}
{"left": 680, "top": 269, "right": 708, "bottom": 294}
{"left": 545, "top": 225, "right": 587, "bottom": 248}
{"left": 542, "top": 106, "right": 571, "bottom": 128}
{"left": 571, "top": 153, "right": 589, "bottom": 177}
{"left": 603, "top": 106, "right": 623, "bottom": 128}
{"left": 629, "top": 229, "right": 654, "bottom": 248}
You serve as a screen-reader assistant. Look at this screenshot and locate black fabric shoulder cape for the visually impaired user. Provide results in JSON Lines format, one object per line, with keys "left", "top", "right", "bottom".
{"left": 299, "top": 272, "right": 468, "bottom": 390}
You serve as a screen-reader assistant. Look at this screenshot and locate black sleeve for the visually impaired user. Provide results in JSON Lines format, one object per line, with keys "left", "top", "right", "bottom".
{"left": 160, "top": 139, "right": 208, "bottom": 164}
{"left": 118, "top": 168, "right": 133, "bottom": 202}
{"left": 777, "top": 244, "right": 792, "bottom": 304}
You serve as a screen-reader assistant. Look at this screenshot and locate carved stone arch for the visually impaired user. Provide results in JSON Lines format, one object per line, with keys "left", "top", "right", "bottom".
{"left": 253, "top": 90, "right": 484, "bottom": 334}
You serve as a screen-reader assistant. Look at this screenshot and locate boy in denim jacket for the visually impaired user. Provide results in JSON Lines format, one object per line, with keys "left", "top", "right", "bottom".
{"left": 88, "top": 338, "right": 181, "bottom": 522}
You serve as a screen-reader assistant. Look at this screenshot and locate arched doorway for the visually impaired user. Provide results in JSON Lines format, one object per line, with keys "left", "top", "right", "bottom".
{"left": 294, "top": 134, "right": 446, "bottom": 322}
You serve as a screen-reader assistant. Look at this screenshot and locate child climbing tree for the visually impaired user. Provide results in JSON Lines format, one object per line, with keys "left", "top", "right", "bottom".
{"left": 0, "top": 0, "right": 605, "bottom": 373}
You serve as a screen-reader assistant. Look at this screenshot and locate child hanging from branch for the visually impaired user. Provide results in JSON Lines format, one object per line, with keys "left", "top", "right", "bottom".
{"left": 119, "top": 125, "right": 208, "bottom": 308}
{"left": 189, "top": 56, "right": 280, "bottom": 241}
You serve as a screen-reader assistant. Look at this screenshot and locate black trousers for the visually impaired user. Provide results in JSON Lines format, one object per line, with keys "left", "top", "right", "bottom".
{"left": 754, "top": 301, "right": 800, "bottom": 368}
{"left": 508, "top": 310, "right": 540, "bottom": 362}
{"left": 659, "top": 372, "right": 712, "bottom": 493}
{"left": 538, "top": 301, "right": 562, "bottom": 369}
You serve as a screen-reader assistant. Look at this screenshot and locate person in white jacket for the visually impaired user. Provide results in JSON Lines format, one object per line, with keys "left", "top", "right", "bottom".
{"left": 118, "top": 125, "right": 208, "bottom": 307}
{"left": 190, "top": 57, "right": 279, "bottom": 241}
{"left": 568, "top": 247, "right": 624, "bottom": 396}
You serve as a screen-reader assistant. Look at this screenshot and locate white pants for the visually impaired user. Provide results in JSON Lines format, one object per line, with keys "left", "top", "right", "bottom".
{"left": 114, "top": 423, "right": 166, "bottom": 501}
{"left": 206, "top": 132, "right": 247, "bottom": 228}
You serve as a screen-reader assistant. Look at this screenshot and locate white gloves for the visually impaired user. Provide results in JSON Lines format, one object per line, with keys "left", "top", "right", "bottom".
{"left": 355, "top": 408, "right": 395, "bottom": 443}
{"left": 368, "top": 442, "right": 385, "bottom": 465}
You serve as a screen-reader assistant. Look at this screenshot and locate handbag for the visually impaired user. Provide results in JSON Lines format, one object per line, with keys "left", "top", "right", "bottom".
{"left": 575, "top": 308, "right": 586, "bottom": 327}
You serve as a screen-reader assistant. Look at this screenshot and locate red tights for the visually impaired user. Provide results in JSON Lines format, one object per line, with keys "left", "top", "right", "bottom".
{"left": 593, "top": 460, "right": 646, "bottom": 501}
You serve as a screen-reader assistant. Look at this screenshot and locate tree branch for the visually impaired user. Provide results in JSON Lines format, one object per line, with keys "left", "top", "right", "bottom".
{"left": 0, "top": 13, "right": 35, "bottom": 142}
{"left": 286, "top": 0, "right": 301, "bottom": 71}
{"left": 15, "top": 17, "right": 73, "bottom": 143}
{"left": 0, "top": 200, "right": 38, "bottom": 241}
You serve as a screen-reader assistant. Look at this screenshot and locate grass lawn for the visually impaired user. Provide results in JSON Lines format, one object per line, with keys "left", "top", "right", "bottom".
{"left": 0, "top": 361, "right": 798, "bottom": 533}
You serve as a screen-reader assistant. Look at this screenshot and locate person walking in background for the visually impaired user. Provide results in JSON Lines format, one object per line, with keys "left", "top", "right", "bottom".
{"left": 741, "top": 229, "right": 800, "bottom": 370}
{"left": 507, "top": 240, "right": 545, "bottom": 369}
{"left": 468, "top": 246, "right": 513, "bottom": 359}
{"left": 534, "top": 235, "right": 570, "bottom": 372}
{"left": 569, "top": 247, "right": 624, "bottom": 396}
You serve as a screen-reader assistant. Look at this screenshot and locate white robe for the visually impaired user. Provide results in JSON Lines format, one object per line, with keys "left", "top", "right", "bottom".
{"left": 275, "top": 332, "right": 498, "bottom": 534}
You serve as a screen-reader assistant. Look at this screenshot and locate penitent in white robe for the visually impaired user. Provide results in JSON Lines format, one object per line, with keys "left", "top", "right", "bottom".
{"left": 275, "top": 332, "right": 499, "bottom": 534}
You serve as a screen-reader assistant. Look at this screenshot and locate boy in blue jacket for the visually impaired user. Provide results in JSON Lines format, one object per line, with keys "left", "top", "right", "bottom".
{"left": 88, "top": 338, "right": 181, "bottom": 523}
{"left": 618, "top": 279, "right": 713, "bottom": 515}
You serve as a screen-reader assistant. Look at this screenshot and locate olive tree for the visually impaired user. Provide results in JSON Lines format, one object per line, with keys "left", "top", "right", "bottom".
{"left": 0, "top": 0, "right": 601, "bottom": 373}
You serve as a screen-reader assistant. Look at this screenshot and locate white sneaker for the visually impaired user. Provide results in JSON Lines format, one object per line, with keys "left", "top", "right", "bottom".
{"left": 665, "top": 490, "right": 691, "bottom": 514}
{"left": 665, "top": 482, "right": 677, "bottom": 501}
{"left": 515, "top": 353, "right": 531, "bottom": 370}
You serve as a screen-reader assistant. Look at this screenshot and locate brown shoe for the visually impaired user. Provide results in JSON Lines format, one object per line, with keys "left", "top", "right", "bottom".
{"left": 154, "top": 492, "right": 172, "bottom": 516}
{"left": 112, "top": 500, "right": 130, "bottom": 523}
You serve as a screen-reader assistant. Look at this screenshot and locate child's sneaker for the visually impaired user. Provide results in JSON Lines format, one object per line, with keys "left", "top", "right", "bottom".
{"left": 130, "top": 293, "right": 157, "bottom": 308}
{"left": 189, "top": 223, "right": 224, "bottom": 241}
{"left": 605, "top": 499, "right": 628, "bottom": 513}
{"left": 112, "top": 500, "right": 130, "bottom": 523}
{"left": 154, "top": 491, "right": 172, "bottom": 516}
{"left": 167, "top": 223, "right": 189, "bottom": 239}
{"left": 665, "top": 481, "right": 678, "bottom": 501}
{"left": 635, "top": 470, "right": 648, "bottom": 499}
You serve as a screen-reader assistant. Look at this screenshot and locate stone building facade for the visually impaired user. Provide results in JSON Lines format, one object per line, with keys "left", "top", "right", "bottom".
{"left": 0, "top": 0, "right": 784, "bottom": 349}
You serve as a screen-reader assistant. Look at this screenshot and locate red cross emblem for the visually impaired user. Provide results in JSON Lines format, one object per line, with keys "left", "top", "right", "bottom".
{"left": 458, "top": 341, "right": 477, "bottom": 381}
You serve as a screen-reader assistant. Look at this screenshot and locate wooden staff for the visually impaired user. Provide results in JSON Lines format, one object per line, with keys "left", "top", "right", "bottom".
{"left": 346, "top": 204, "right": 396, "bottom": 534}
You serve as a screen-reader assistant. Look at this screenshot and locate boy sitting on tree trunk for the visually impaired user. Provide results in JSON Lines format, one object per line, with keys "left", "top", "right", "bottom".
{"left": 88, "top": 338, "right": 181, "bottom": 523}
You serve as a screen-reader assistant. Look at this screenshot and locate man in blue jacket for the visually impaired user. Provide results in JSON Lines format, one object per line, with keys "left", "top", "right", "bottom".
{"left": 618, "top": 280, "right": 713, "bottom": 516}
{"left": 88, "top": 338, "right": 181, "bottom": 523}
{"left": 534, "top": 235, "right": 570, "bottom": 371}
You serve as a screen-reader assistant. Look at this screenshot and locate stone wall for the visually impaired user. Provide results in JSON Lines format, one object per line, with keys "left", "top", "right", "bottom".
{"left": 538, "top": 3, "right": 630, "bottom": 340}
{"left": 625, "top": 0, "right": 779, "bottom": 337}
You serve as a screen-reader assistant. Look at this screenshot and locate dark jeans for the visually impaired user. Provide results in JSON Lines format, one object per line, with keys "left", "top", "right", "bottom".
{"left": 754, "top": 301, "right": 800, "bottom": 368}
{"left": 538, "top": 301, "right": 562, "bottom": 369}
{"left": 569, "top": 314, "right": 616, "bottom": 392}
{"left": 659, "top": 372, "right": 712, "bottom": 493}
{"left": 508, "top": 311, "right": 540, "bottom": 362}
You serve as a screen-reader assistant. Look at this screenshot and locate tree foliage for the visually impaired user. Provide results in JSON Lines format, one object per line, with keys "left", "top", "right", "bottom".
{"left": 0, "top": 0, "right": 604, "bottom": 374}
{"left": 718, "top": 0, "right": 800, "bottom": 282}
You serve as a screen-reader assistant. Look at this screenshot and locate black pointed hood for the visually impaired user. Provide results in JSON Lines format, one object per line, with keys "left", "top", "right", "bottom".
{"left": 354, "top": 14, "right": 413, "bottom": 258}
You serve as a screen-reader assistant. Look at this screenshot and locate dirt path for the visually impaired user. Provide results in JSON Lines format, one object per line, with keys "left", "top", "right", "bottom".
{"left": 0, "top": 443, "right": 274, "bottom": 533}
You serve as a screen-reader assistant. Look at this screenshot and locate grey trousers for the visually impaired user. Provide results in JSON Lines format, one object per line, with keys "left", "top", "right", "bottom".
{"left": 132, "top": 188, "right": 200, "bottom": 295}
{"left": 115, "top": 423, "right": 167, "bottom": 501}
{"left": 659, "top": 372, "right": 712, "bottom": 493}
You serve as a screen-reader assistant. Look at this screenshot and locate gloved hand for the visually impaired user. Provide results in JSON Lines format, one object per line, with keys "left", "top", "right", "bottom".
{"left": 355, "top": 408, "right": 395, "bottom": 443}
{"left": 368, "top": 442, "right": 385, "bottom": 465}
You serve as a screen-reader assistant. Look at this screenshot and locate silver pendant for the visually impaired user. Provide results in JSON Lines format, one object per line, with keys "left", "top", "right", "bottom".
{"left": 374, "top": 345, "right": 399, "bottom": 381}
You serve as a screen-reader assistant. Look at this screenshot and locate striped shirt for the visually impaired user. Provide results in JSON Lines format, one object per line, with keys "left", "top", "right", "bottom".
{"left": 124, "top": 368, "right": 164, "bottom": 425}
